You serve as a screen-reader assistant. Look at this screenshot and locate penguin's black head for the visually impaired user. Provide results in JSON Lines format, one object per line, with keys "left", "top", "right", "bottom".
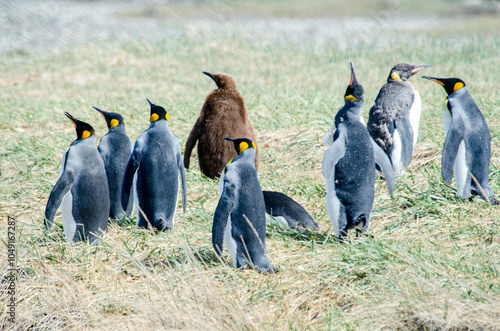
{"left": 344, "top": 61, "right": 365, "bottom": 103}
{"left": 203, "top": 72, "right": 237, "bottom": 90}
{"left": 224, "top": 137, "right": 256, "bottom": 156}
{"left": 93, "top": 106, "right": 125, "bottom": 130}
{"left": 422, "top": 76, "right": 466, "bottom": 96}
{"left": 388, "top": 63, "right": 431, "bottom": 82}
{"left": 64, "top": 112, "right": 95, "bottom": 141}
{"left": 147, "top": 99, "right": 169, "bottom": 123}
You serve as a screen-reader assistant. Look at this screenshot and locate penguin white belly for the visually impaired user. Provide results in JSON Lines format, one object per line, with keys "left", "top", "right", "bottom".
{"left": 60, "top": 191, "right": 76, "bottom": 242}
{"left": 441, "top": 100, "right": 452, "bottom": 134}
{"left": 325, "top": 188, "right": 340, "bottom": 237}
{"left": 408, "top": 90, "right": 422, "bottom": 148}
{"left": 391, "top": 129, "right": 403, "bottom": 173}
{"left": 265, "top": 213, "right": 288, "bottom": 228}
{"left": 454, "top": 141, "right": 470, "bottom": 198}
{"left": 224, "top": 215, "right": 237, "bottom": 266}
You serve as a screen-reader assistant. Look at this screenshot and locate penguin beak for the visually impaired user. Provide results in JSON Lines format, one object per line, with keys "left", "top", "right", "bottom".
{"left": 421, "top": 76, "right": 445, "bottom": 86}
{"left": 410, "top": 64, "right": 431, "bottom": 74}
{"left": 146, "top": 98, "right": 154, "bottom": 106}
{"left": 93, "top": 106, "right": 107, "bottom": 120}
{"left": 349, "top": 61, "right": 357, "bottom": 87}
{"left": 203, "top": 71, "right": 221, "bottom": 86}
{"left": 64, "top": 112, "right": 78, "bottom": 128}
{"left": 223, "top": 137, "right": 235, "bottom": 142}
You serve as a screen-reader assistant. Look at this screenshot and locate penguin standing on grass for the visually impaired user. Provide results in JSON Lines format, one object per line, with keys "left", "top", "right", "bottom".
{"left": 184, "top": 72, "right": 259, "bottom": 179}
{"left": 121, "top": 100, "right": 187, "bottom": 231}
{"left": 367, "top": 63, "right": 430, "bottom": 173}
{"left": 422, "top": 76, "right": 498, "bottom": 205}
{"left": 213, "top": 137, "right": 278, "bottom": 273}
{"left": 94, "top": 107, "right": 134, "bottom": 220}
{"left": 322, "top": 62, "right": 395, "bottom": 239}
{"left": 44, "top": 112, "right": 110, "bottom": 244}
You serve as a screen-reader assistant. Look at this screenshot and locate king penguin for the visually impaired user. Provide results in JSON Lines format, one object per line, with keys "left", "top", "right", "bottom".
{"left": 422, "top": 76, "right": 498, "bottom": 205}
{"left": 322, "top": 62, "right": 395, "bottom": 239}
{"left": 263, "top": 191, "right": 319, "bottom": 231}
{"left": 184, "top": 72, "right": 259, "bottom": 179}
{"left": 94, "top": 106, "right": 134, "bottom": 221}
{"left": 44, "top": 112, "right": 110, "bottom": 244}
{"left": 367, "top": 63, "right": 430, "bottom": 173}
{"left": 121, "top": 99, "right": 187, "bottom": 231}
{"left": 213, "top": 137, "right": 278, "bottom": 273}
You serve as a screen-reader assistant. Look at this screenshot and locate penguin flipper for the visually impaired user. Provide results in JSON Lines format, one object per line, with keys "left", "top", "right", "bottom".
{"left": 212, "top": 173, "right": 237, "bottom": 256}
{"left": 44, "top": 169, "right": 75, "bottom": 230}
{"left": 441, "top": 115, "right": 465, "bottom": 184}
{"left": 184, "top": 116, "right": 203, "bottom": 169}
{"left": 371, "top": 138, "right": 396, "bottom": 195}
{"left": 322, "top": 125, "right": 347, "bottom": 183}
{"left": 122, "top": 145, "right": 142, "bottom": 212}
{"left": 394, "top": 115, "right": 414, "bottom": 168}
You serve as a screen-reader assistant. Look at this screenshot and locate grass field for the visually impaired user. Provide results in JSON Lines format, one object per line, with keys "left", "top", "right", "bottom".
{"left": 1, "top": 1, "right": 500, "bottom": 329}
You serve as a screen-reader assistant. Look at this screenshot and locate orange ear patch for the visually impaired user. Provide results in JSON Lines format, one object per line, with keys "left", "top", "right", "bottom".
{"left": 110, "top": 119, "right": 119, "bottom": 129}
{"left": 150, "top": 113, "right": 159, "bottom": 122}
{"left": 454, "top": 82, "right": 464, "bottom": 92}
{"left": 82, "top": 130, "right": 91, "bottom": 139}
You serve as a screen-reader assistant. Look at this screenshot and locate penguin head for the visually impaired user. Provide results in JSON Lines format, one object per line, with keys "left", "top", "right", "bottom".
{"left": 93, "top": 106, "right": 125, "bottom": 130}
{"left": 421, "top": 76, "right": 466, "bottom": 96}
{"left": 224, "top": 137, "right": 256, "bottom": 156}
{"left": 388, "top": 63, "right": 431, "bottom": 82}
{"left": 344, "top": 61, "right": 365, "bottom": 103}
{"left": 203, "top": 72, "right": 237, "bottom": 90}
{"left": 64, "top": 112, "right": 95, "bottom": 141}
{"left": 147, "top": 99, "right": 169, "bottom": 123}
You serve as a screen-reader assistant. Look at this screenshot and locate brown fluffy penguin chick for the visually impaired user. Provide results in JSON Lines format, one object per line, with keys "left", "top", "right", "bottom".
{"left": 184, "top": 72, "right": 260, "bottom": 179}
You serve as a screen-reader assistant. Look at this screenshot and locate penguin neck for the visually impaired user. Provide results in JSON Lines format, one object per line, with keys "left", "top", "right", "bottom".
{"left": 72, "top": 135, "right": 96, "bottom": 147}
{"left": 336, "top": 101, "right": 364, "bottom": 124}
{"left": 233, "top": 149, "right": 256, "bottom": 166}
{"left": 109, "top": 124, "right": 126, "bottom": 133}
{"left": 148, "top": 120, "right": 169, "bottom": 130}
{"left": 449, "top": 86, "right": 467, "bottom": 99}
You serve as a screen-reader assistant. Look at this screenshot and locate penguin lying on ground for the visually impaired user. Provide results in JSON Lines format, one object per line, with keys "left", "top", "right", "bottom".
{"left": 422, "top": 76, "right": 498, "bottom": 205}
{"left": 184, "top": 72, "right": 259, "bottom": 179}
{"left": 121, "top": 100, "right": 187, "bottom": 231}
{"left": 44, "top": 112, "right": 110, "bottom": 244}
{"left": 322, "top": 62, "right": 395, "bottom": 239}
{"left": 367, "top": 63, "right": 430, "bottom": 173}
{"left": 263, "top": 191, "right": 319, "bottom": 231}
{"left": 213, "top": 137, "right": 278, "bottom": 273}
{"left": 94, "top": 106, "right": 134, "bottom": 221}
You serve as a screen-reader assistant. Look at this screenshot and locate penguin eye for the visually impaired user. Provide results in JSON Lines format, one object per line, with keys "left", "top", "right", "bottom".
{"left": 390, "top": 71, "right": 402, "bottom": 81}
{"left": 150, "top": 113, "right": 159, "bottom": 122}
{"left": 81, "top": 130, "right": 91, "bottom": 139}
{"left": 453, "top": 82, "right": 464, "bottom": 92}
{"left": 110, "top": 119, "right": 119, "bottom": 129}
{"left": 239, "top": 142, "right": 249, "bottom": 154}
{"left": 165, "top": 113, "right": 169, "bottom": 121}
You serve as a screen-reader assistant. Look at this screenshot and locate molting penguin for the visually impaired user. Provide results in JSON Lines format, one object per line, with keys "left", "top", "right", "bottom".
{"left": 367, "top": 63, "right": 430, "bottom": 173}
{"left": 322, "top": 62, "right": 395, "bottom": 239}
{"left": 94, "top": 106, "right": 134, "bottom": 220}
{"left": 121, "top": 99, "right": 187, "bottom": 231}
{"left": 213, "top": 137, "right": 278, "bottom": 273}
{"left": 263, "top": 191, "right": 319, "bottom": 231}
{"left": 184, "top": 72, "right": 259, "bottom": 179}
{"left": 44, "top": 112, "right": 110, "bottom": 244}
{"left": 422, "top": 76, "right": 498, "bottom": 205}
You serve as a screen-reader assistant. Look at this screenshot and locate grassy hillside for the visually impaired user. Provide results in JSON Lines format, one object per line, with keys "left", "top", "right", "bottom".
{"left": 1, "top": 1, "right": 499, "bottom": 329}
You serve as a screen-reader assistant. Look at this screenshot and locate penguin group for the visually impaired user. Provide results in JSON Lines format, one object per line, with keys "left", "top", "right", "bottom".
{"left": 44, "top": 65, "right": 497, "bottom": 271}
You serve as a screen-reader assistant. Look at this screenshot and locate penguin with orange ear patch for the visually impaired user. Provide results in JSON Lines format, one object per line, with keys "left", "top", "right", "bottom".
{"left": 422, "top": 76, "right": 498, "bottom": 205}
{"left": 44, "top": 112, "right": 110, "bottom": 244}
{"left": 213, "top": 137, "right": 277, "bottom": 273}
{"left": 121, "top": 99, "right": 187, "bottom": 231}
{"left": 184, "top": 72, "right": 259, "bottom": 179}
{"left": 94, "top": 106, "right": 134, "bottom": 220}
